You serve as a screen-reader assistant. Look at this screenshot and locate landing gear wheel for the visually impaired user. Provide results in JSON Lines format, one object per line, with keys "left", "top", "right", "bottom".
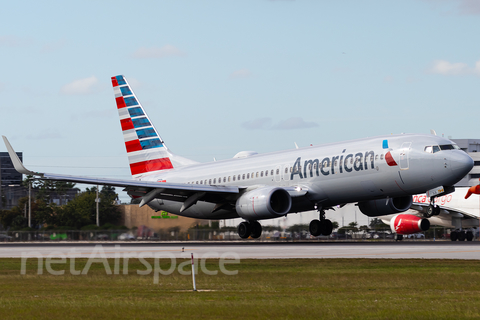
{"left": 238, "top": 221, "right": 251, "bottom": 239}
{"left": 450, "top": 231, "right": 458, "bottom": 241}
{"left": 466, "top": 231, "right": 474, "bottom": 241}
{"left": 434, "top": 206, "right": 441, "bottom": 215}
{"left": 426, "top": 205, "right": 434, "bottom": 218}
{"left": 250, "top": 221, "right": 262, "bottom": 239}
{"left": 321, "top": 219, "right": 333, "bottom": 236}
{"left": 309, "top": 219, "right": 322, "bottom": 237}
{"left": 458, "top": 231, "right": 466, "bottom": 241}
{"left": 396, "top": 234, "right": 403, "bottom": 241}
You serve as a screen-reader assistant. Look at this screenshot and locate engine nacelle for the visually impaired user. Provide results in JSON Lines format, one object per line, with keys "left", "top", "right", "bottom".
{"left": 358, "top": 196, "right": 413, "bottom": 217}
{"left": 390, "top": 214, "right": 430, "bottom": 235}
{"left": 235, "top": 187, "right": 292, "bottom": 220}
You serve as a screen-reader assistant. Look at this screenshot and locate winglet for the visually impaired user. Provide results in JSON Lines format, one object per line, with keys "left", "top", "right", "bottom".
{"left": 2, "top": 136, "right": 42, "bottom": 176}
{"left": 465, "top": 185, "right": 480, "bottom": 199}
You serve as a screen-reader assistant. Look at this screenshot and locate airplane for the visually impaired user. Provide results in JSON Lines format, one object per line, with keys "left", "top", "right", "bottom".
{"left": 372, "top": 186, "right": 480, "bottom": 241}
{"left": 2, "top": 75, "right": 474, "bottom": 239}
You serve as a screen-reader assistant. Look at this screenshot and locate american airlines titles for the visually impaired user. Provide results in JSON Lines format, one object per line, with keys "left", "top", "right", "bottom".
{"left": 290, "top": 150, "right": 376, "bottom": 180}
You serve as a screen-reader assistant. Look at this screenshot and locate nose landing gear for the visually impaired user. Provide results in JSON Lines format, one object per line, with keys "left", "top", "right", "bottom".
{"left": 425, "top": 197, "right": 441, "bottom": 218}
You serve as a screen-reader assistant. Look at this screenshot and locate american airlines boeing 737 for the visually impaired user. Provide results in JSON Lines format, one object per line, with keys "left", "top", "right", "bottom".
{"left": 2, "top": 75, "right": 474, "bottom": 239}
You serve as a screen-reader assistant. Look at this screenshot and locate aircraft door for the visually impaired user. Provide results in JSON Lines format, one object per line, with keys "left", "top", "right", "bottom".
{"left": 274, "top": 165, "right": 282, "bottom": 182}
{"left": 283, "top": 164, "right": 290, "bottom": 181}
{"left": 399, "top": 142, "right": 411, "bottom": 170}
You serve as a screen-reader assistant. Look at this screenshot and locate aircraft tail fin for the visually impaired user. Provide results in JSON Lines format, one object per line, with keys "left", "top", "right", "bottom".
{"left": 111, "top": 75, "right": 197, "bottom": 178}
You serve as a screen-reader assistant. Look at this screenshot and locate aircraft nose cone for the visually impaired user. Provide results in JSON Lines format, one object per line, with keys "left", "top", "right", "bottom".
{"left": 451, "top": 151, "right": 474, "bottom": 176}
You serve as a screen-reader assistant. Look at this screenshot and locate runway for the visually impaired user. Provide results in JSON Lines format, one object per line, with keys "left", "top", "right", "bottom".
{"left": 1, "top": 241, "right": 480, "bottom": 259}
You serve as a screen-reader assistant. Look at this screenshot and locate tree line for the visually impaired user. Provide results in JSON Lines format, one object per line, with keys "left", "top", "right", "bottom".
{"left": 0, "top": 176, "right": 121, "bottom": 230}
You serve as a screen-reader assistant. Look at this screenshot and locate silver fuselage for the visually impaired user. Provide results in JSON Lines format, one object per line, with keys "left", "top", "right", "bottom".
{"left": 135, "top": 133, "right": 473, "bottom": 220}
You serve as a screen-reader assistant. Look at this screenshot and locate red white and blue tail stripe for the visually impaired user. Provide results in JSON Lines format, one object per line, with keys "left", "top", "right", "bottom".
{"left": 112, "top": 75, "right": 174, "bottom": 177}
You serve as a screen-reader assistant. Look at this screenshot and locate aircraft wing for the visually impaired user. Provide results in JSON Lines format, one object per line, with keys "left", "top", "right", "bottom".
{"left": 2, "top": 136, "right": 240, "bottom": 204}
{"left": 2, "top": 136, "right": 307, "bottom": 208}
{"left": 410, "top": 203, "right": 477, "bottom": 219}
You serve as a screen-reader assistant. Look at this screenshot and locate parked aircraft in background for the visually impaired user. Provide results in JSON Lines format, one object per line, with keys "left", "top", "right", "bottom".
{"left": 374, "top": 186, "right": 480, "bottom": 241}
{"left": 2, "top": 75, "right": 474, "bottom": 239}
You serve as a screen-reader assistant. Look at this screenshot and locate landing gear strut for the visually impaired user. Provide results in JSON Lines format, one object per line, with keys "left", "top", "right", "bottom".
{"left": 425, "top": 197, "right": 440, "bottom": 218}
{"left": 309, "top": 209, "right": 333, "bottom": 237}
{"left": 238, "top": 221, "right": 262, "bottom": 239}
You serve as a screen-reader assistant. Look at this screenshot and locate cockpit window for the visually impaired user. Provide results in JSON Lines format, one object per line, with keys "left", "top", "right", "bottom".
{"left": 425, "top": 144, "right": 459, "bottom": 153}
{"left": 440, "top": 144, "right": 460, "bottom": 150}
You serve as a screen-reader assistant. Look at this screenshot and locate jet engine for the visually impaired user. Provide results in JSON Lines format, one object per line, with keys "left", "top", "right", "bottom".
{"left": 389, "top": 214, "right": 430, "bottom": 235}
{"left": 358, "top": 196, "right": 413, "bottom": 217}
{"left": 235, "top": 186, "right": 292, "bottom": 220}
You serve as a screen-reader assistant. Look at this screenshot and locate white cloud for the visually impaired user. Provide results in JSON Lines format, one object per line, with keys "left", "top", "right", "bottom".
{"left": 429, "top": 59, "right": 480, "bottom": 76}
{"left": 457, "top": 0, "right": 480, "bottom": 15}
{"left": 242, "top": 117, "right": 272, "bottom": 130}
{"left": 242, "top": 117, "right": 318, "bottom": 130}
{"left": 41, "top": 39, "right": 66, "bottom": 53}
{"left": 272, "top": 117, "right": 319, "bottom": 130}
{"left": 25, "top": 129, "right": 62, "bottom": 140}
{"left": 0, "top": 35, "right": 32, "bottom": 47}
{"left": 131, "top": 45, "right": 186, "bottom": 59}
{"left": 383, "top": 76, "right": 394, "bottom": 83}
{"left": 229, "top": 68, "right": 252, "bottom": 79}
{"left": 423, "top": 0, "right": 480, "bottom": 15}
{"left": 61, "top": 76, "right": 101, "bottom": 95}
{"left": 430, "top": 60, "right": 469, "bottom": 75}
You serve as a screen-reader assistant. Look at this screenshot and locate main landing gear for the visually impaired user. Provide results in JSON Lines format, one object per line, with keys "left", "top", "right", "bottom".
{"left": 309, "top": 209, "right": 333, "bottom": 237}
{"left": 237, "top": 221, "right": 262, "bottom": 239}
{"left": 450, "top": 229, "right": 474, "bottom": 241}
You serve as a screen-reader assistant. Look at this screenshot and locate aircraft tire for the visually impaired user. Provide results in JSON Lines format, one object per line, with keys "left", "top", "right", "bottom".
{"left": 450, "top": 231, "right": 458, "bottom": 241}
{"left": 250, "top": 221, "right": 262, "bottom": 239}
{"left": 457, "top": 231, "right": 466, "bottom": 241}
{"left": 396, "top": 234, "right": 403, "bottom": 241}
{"left": 321, "top": 219, "right": 333, "bottom": 236}
{"left": 466, "top": 231, "right": 474, "bottom": 241}
{"left": 434, "top": 206, "right": 441, "bottom": 215}
{"left": 426, "top": 205, "right": 434, "bottom": 217}
{"left": 238, "top": 222, "right": 251, "bottom": 239}
{"left": 309, "top": 220, "right": 322, "bottom": 237}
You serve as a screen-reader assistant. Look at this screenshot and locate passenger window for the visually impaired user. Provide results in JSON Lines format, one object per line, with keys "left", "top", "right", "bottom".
{"left": 265, "top": 170, "right": 268, "bottom": 176}
{"left": 276, "top": 169, "right": 279, "bottom": 175}
{"left": 200, "top": 181, "right": 203, "bottom": 184}
{"left": 228, "top": 176, "right": 230, "bottom": 182}
{"left": 247, "top": 173, "right": 250, "bottom": 179}
{"left": 238, "top": 174, "right": 241, "bottom": 180}
{"left": 285, "top": 167, "right": 288, "bottom": 173}
{"left": 290, "top": 167, "right": 293, "bottom": 172}
{"left": 233, "top": 175, "right": 236, "bottom": 181}
{"left": 380, "top": 154, "right": 384, "bottom": 160}
{"left": 256, "top": 172, "right": 259, "bottom": 178}
{"left": 261, "top": 171, "right": 264, "bottom": 177}
{"left": 209, "top": 179, "right": 212, "bottom": 184}
{"left": 271, "top": 170, "right": 274, "bottom": 176}
{"left": 375, "top": 155, "right": 378, "bottom": 160}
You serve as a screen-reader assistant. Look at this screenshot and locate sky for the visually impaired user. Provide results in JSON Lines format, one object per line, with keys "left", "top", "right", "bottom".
{"left": 1, "top": 0, "right": 480, "bottom": 202}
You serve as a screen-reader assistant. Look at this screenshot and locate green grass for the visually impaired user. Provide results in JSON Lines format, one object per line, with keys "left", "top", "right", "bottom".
{"left": 0, "top": 258, "right": 480, "bottom": 319}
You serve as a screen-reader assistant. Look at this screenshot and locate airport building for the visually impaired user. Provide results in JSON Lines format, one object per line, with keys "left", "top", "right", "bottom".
{"left": 0, "top": 152, "right": 79, "bottom": 210}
